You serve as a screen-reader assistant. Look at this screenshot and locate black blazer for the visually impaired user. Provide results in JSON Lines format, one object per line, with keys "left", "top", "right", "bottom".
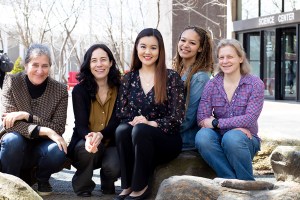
{"left": 67, "top": 83, "right": 119, "bottom": 159}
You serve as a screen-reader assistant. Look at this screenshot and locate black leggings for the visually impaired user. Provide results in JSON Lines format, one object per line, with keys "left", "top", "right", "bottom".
{"left": 115, "top": 123, "right": 182, "bottom": 191}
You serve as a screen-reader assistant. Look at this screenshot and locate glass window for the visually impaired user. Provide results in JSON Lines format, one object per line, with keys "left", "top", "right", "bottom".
{"left": 285, "top": 0, "right": 300, "bottom": 12}
{"left": 237, "top": 0, "right": 259, "bottom": 20}
{"left": 263, "top": 30, "right": 276, "bottom": 98}
{"left": 280, "top": 28, "right": 297, "bottom": 98}
{"left": 247, "top": 33, "right": 261, "bottom": 77}
{"left": 237, "top": 33, "right": 243, "bottom": 43}
{"left": 261, "top": 0, "right": 282, "bottom": 16}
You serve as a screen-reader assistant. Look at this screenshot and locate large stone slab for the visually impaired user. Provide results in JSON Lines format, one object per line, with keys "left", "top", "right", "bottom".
{"left": 150, "top": 151, "right": 216, "bottom": 198}
{"left": 0, "top": 172, "right": 42, "bottom": 200}
{"left": 270, "top": 145, "right": 300, "bottom": 183}
{"left": 156, "top": 175, "right": 300, "bottom": 200}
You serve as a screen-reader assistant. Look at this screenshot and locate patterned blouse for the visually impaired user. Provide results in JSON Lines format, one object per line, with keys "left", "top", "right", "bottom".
{"left": 1, "top": 73, "right": 68, "bottom": 139}
{"left": 117, "top": 69, "right": 185, "bottom": 134}
{"left": 197, "top": 73, "right": 265, "bottom": 137}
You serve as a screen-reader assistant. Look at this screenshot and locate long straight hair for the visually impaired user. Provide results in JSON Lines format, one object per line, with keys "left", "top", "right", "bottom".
{"left": 131, "top": 28, "right": 167, "bottom": 104}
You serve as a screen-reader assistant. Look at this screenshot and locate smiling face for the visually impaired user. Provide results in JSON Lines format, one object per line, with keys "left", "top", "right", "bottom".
{"left": 178, "top": 29, "right": 201, "bottom": 62}
{"left": 25, "top": 55, "right": 50, "bottom": 85}
{"left": 90, "top": 48, "right": 112, "bottom": 82}
{"left": 136, "top": 36, "right": 159, "bottom": 68}
{"left": 218, "top": 45, "right": 243, "bottom": 76}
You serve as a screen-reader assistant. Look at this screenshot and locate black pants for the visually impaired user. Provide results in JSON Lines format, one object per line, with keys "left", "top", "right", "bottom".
{"left": 71, "top": 140, "right": 120, "bottom": 194}
{"left": 115, "top": 123, "right": 182, "bottom": 191}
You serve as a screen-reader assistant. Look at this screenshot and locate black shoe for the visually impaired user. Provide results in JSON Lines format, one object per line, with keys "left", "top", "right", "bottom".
{"left": 101, "top": 188, "right": 115, "bottom": 194}
{"left": 101, "top": 182, "right": 115, "bottom": 194}
{"left": 77, "top": 191, "right": 92, "bottom": 197}
{"left": 124, "top": 187, "right": 150, "bottom": 200}
{"left": 37, "top": 181, "right": 52, "bottom": 196}
{"left": 113, "top": 194, "right": 129, "bottom": 200}
{"left": 101, "top": 183, "right": 116, "bottom": 194}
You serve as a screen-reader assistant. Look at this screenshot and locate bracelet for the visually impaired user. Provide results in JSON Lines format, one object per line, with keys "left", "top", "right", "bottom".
{"left": 28, "top": 114, "right": 33, "bottom": 123}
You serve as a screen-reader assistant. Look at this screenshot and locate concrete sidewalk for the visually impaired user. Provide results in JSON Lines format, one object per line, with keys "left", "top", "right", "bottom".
{"left": 258, "top": 100, "right": 300, "bottom": 141}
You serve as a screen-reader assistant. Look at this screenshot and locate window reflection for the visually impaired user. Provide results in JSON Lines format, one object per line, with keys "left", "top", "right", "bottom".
{"left": 263, "top": 30, "right": 276, "bottom": 97}
{"left": 281, "top": 29, "right": 297, "bottom": 98}
{"left": 237, "top": 0, "right": 258, "bottom": 20}
{"left": 248, "top": 34, "right": 260, "bottom": 77}
{"left": 237, "top": 0, "right": 300, "bottom": 20}
{"left": 261, "top": 0, "right": 282, "bottom": 16}
{"left": 285, "top": 0, "right": 300, "bottom": 11}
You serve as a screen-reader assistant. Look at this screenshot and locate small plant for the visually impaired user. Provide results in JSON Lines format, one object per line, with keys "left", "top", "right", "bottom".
{"left": 10, "top": 56, "right": 24, "bottom": 74}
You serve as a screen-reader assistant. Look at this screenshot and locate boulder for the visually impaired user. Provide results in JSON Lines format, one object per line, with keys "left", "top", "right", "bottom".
{"left": 156, "top": 175, "right": 300, "bottom": 200}
{"left": 150, "top": 151, "right": 215, "bottom": 198}
{"left": 270, "top": 146, "right": 300, "bottom": 183}
{"left": 0, "top": 172, "right": 42, "bottom": 200}
{"left": 253, "top": 138, "right": 300, "bottom": 172}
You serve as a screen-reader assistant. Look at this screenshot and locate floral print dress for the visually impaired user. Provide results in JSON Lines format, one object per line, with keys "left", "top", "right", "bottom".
{"left": 117, "top": 69, "right": 185, "bottom": 135}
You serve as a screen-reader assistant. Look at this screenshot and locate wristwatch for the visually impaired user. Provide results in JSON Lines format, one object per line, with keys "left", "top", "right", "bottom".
{"left": 212, "top": 119, "right": 219, "bottom": 129}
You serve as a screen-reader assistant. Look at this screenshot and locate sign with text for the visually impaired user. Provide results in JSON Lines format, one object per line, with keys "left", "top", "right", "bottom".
{"left": 233, "top": 10, "right": 300, "bottom": 32}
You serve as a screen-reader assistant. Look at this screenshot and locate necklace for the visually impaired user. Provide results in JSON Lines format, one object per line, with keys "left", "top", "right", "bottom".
{"left": 144, "top": 79, "right": 152, "bottom": 86}
{"left": 140, "top": 73, "right": 154, "bottom": 86}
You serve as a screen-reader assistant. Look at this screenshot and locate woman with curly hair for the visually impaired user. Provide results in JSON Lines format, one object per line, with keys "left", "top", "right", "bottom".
{"left": 67, "top": 44, "right": 121, "bottom": 197}
{"left": 173, "top": 26, "right": 214, "bottom": 150}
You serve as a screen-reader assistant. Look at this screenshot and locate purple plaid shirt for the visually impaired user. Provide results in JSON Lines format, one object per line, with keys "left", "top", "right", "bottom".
{"left": 197, "top": 73, "right": 264, "bottom": 138}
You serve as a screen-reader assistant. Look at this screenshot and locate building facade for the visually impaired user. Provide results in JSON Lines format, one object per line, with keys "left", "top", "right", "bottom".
{"left": 172, "top": 1, "right": 227, "bottom": 57}
{"left": 231, "top": 0, "right": 300, "bottom": 101}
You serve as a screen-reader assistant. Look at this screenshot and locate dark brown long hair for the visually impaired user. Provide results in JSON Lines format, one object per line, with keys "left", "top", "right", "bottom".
{"left": 131, "top": 28, "right": 167, "bottom": 104}
{"left": 173, "top": 26, "right": 213, "bottom": 106}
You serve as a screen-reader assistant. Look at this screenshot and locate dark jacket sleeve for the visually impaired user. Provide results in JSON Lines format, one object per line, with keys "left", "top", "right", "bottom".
{"left": 72, "top": 84, "right": 91, "bottom": 139}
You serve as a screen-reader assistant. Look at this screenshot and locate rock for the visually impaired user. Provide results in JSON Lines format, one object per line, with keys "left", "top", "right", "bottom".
{"left": 156, "top": 176, "right": 220, "bottom": 200}
{"left": 156, "top": 176, "right": 300, "bottom": 200}
{"left": 270, "top": 146, "right": 300, "bottom": 183}
{"left": 150, "top": 151, "right": 216, "bottom": 198}
{"left": 215, "top": 178, "right": 274, "bottom": 190}
{"left": 253, "top": 138, "right": 300, "bottom": 172}
{"left": 0, "top": 172, "right": 42, "bottom": 200}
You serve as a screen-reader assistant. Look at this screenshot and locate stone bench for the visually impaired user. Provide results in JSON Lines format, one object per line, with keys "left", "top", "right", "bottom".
{"left": 150, "top": 150, "right": 216, "bottom": 198}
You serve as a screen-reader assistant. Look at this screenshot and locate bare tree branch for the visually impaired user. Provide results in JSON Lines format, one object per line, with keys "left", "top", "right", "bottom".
{"left": 156, "top": 0, "right": 160, "bottom": 29}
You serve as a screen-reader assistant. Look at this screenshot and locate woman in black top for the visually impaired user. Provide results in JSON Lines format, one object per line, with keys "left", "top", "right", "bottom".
{"left": 67, "top": 44, "right": 121, "bottom": 197}
{"left": 114, "top": 28, "right": 185, "bottom": 200}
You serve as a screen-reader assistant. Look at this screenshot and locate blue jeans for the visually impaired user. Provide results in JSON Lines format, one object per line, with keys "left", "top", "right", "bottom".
{"left": 195, "top": 128, "right": 260, "bottom": 180}
{"left": 181, "top": 125, "right": 199, "bottom": 151}
{"left": 0, "top": 132, "right": 66, "bottom": 182}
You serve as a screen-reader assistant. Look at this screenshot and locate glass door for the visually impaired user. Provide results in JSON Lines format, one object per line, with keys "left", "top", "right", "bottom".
{"left": 280, "top": 28, "right": 297, "bottom": 99}
{"left": 245, "top": 32, "right": 261, "bottom": 77}
{"left": 263, "top": 30, "right": 276, "bottom": 98}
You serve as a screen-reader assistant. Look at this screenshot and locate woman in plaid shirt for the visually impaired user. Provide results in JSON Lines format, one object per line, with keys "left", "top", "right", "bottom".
{"left": 195, "top": 39, "right": 264, "bottom": 180}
